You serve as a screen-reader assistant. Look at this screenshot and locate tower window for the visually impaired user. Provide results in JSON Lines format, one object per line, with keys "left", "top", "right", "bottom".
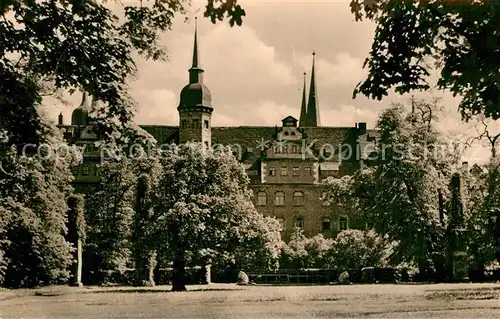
{"left": 339, "top": 216, "right": 349, "bottom": 231}
{"left": 280, "top": 167, "right": 288, "bottom": 176}
{"left": 274, "top": 192, "right": 285, "bottom": 206}
{"left": 204, "top": 120, "right": 209, "bottom": 129}
{"left": 269, "top": 167, "right": 276, "bottom": 176}
{"left": 293, "top": 191, "right": 304, "bottom": 206}
{"left": 192, "top": 119, "right": 199, "bottom": 128}
{"left": 322, "top": 218, "right": 331, "bottom": 231}
{"left": 257, "top": 192, "right": 267, "bottom": 206}
{"left": 294, "top": 216, "right": 304, "bottom": 229}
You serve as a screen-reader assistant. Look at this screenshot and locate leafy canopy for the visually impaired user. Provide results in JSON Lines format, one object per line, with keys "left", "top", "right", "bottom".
{"left": 0, "top": 0, "right": 246, "bottom": 144}
{"left": 152, "top": 143, "right": 282, "bottom": 269}
{"left": 350, "top": 0, "right": 500, "bottom": 121}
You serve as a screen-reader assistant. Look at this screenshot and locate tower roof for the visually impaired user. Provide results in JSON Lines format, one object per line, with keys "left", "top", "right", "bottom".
{"left": 305, "top": 51, "right": 320, "bottom": 127}
{"left": 71, "top": 91, "right": 90, "bottom": 126}
{"left": 299, "top": 72, "right": 307, "bottom": 127}
{"left": 179, "top": 17, "right": 212, "bottom": 111}
{"left": 190, "top": 17, "right": 203, "bottom": 72}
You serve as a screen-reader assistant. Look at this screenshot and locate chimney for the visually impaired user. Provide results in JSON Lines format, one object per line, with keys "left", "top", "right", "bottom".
{"left": 58, "top": 112, "right": 63, "bottom": 126}
{"left": 358, "top": 122, "right": 367, "bottom": 134}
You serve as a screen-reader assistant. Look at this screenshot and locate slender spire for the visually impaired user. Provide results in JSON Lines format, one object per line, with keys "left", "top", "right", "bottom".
{"left": 299, "top": 72, "right": 308, "bottom": 127}
{"left": 189, "top": 17, "right": 204, "bottom": 84}
{"left": 306, "top": 51, "right": 320, "bottom": 127}
{"left": 192, "top": 17, "right": 199, "bottom": 68}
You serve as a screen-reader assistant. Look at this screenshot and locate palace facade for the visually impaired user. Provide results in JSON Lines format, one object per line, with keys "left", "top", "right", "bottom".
{"left": 58, "top": 23, "right": 378, "bottom": 240}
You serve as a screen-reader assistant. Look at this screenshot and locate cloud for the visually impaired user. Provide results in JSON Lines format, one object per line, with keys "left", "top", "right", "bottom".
{"left": 133, "top": 88, "right": 178, "bottom": 125}
{"left": 299, "top": 52, "right": 367, "bottom": 88}
{"left": 36, "top": 1, "right": 495, "bottom": 164}
{"left": 321, "top": 104, "right": 379, "bottom": 127}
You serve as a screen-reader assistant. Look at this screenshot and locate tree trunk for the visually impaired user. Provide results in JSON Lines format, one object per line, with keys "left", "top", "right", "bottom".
{"left": 134, "top": 249, "right": 156, "bottom": 287}
{"left": 171, "top": 252, "right": 187, "bottom": 292}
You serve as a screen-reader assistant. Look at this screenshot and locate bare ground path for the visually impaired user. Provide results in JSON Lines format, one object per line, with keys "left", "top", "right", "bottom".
{"left": 1, "top": 283, "right": 499, "bottom": 318}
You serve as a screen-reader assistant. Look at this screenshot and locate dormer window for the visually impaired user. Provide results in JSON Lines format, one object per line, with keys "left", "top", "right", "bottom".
{"left": 291, "top": 131, "right": 296, "bottom": 136}
{"left": 281, "top": 116, "right": 298, "bottom": 127}
{"left": 284, "top": 131, "right": 289, "bottom": 136}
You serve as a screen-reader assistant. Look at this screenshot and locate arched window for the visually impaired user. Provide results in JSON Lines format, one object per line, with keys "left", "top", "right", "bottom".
{"left": 274, "top": 191, "right": 285, "bottom": 206}
{"left": 257, "top": 192, "right": 267, "bottom": 206}
{"left": 322, "top": 218, "right": 331, "bottom": 231}
{"left": 293, "top": 191, "right": 304, "bottom": 206}
{"left": 339, "top": 215, "right": 349, "bottom": 231}
{"left": 294, "top": 216, "right": 304, "bottom": 228}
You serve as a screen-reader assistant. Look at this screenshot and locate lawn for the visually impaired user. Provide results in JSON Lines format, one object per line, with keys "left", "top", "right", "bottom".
{"left": 1, "top": 283, "right": 499, "bottom": 318}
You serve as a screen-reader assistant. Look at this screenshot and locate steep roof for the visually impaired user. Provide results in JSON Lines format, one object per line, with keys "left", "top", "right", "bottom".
{"left": 139, "top": 125, "right": 179, "bottom": 144}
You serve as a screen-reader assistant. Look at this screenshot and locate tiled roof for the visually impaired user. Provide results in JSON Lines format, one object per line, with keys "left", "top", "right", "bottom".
{"left": 139, "top": 125, "right": 179, "bottom": 144}
{"left": 137, "top": 125, "right": 372, "bottom": 166}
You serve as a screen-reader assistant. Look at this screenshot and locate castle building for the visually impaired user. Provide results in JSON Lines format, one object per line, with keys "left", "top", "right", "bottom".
{"left": 58, "top": 21, "right": 378, "bottom": 240}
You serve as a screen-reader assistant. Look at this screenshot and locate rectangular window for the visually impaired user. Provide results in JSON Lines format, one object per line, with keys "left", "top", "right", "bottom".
{"left": 204, "top": 141, "right": 209, "bottom": 150}
{"left": 292, "top": 167, "right": 299, "bottom": 176}
{"left": 274, "top": 193, "right": 285, "bottom": 206}
{"left": 304, "top": 167, "right": 311, "bottom": 176}
{"left": 339, "top": 216, "right": 349, "bottom": 231}
{"left": 269, "top": 168, "right": 276, "bottom": 176}
{"left": 86, "top": 143, "right": 93, "bottom": 152}
{"left": 181, "top": 120, "right": 188, "bottom": 128}
{"left": 82, "top": 165, "right": 89, "bottom": 176}
{"left": 257, "top": 192, "right": 267, "bottom": 206}
{"left": 322, "top": 219, "right": 331, "bottom": 231}
{"left": 291, "top": 145, "right": 298, "bottom": 153}
{"left": 192, "top": 119, "right": 199, "bottom": 128}
{"left": 280, "top": 167, "right": 288, "bottom": 176}
{"left": 204, "top": 120, "right": 209, "bottom": 129}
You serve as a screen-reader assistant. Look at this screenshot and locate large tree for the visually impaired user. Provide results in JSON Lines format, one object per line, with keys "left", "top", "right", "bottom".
{"left": 325, "top": 230, "right": 390, "bottom": 270}
{"left": 1, "top": 0, "right": 245, "bottom": 145}
{"left": 324, "top": 101, "right": 461, "bottom": 276}
{"left": 350, "top": 0, "right": 500, "bottom": 121}
{"left": 84, "top": 153, "right": 160, "bottom": 284}
{"left": 0, "top": 117, "right": 81, "bottom": 288}
{"left": 152, "top": 143, "right": 282, "bottom": 291}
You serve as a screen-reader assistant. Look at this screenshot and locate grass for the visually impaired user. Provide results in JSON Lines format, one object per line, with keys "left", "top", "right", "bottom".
{"left": 0, "top": 283, "right": 499, "bottom": 318}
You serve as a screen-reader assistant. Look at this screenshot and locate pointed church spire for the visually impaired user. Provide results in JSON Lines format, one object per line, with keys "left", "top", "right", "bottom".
{"left": 299, "top": 72, "right": 308, "bottom": 127}
{"left": 192, "top": 17, "right": 199, "bottom": 68}
{"left": 189, "top": 17, "right": 204, "bottom": 84}
{"left": 306, "top": 51, "right": 320, "bottom": 127}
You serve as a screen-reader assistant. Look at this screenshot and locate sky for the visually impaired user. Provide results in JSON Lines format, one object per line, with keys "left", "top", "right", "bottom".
{"left": 43, "top": 0, "right": 499, "bottom": 163}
